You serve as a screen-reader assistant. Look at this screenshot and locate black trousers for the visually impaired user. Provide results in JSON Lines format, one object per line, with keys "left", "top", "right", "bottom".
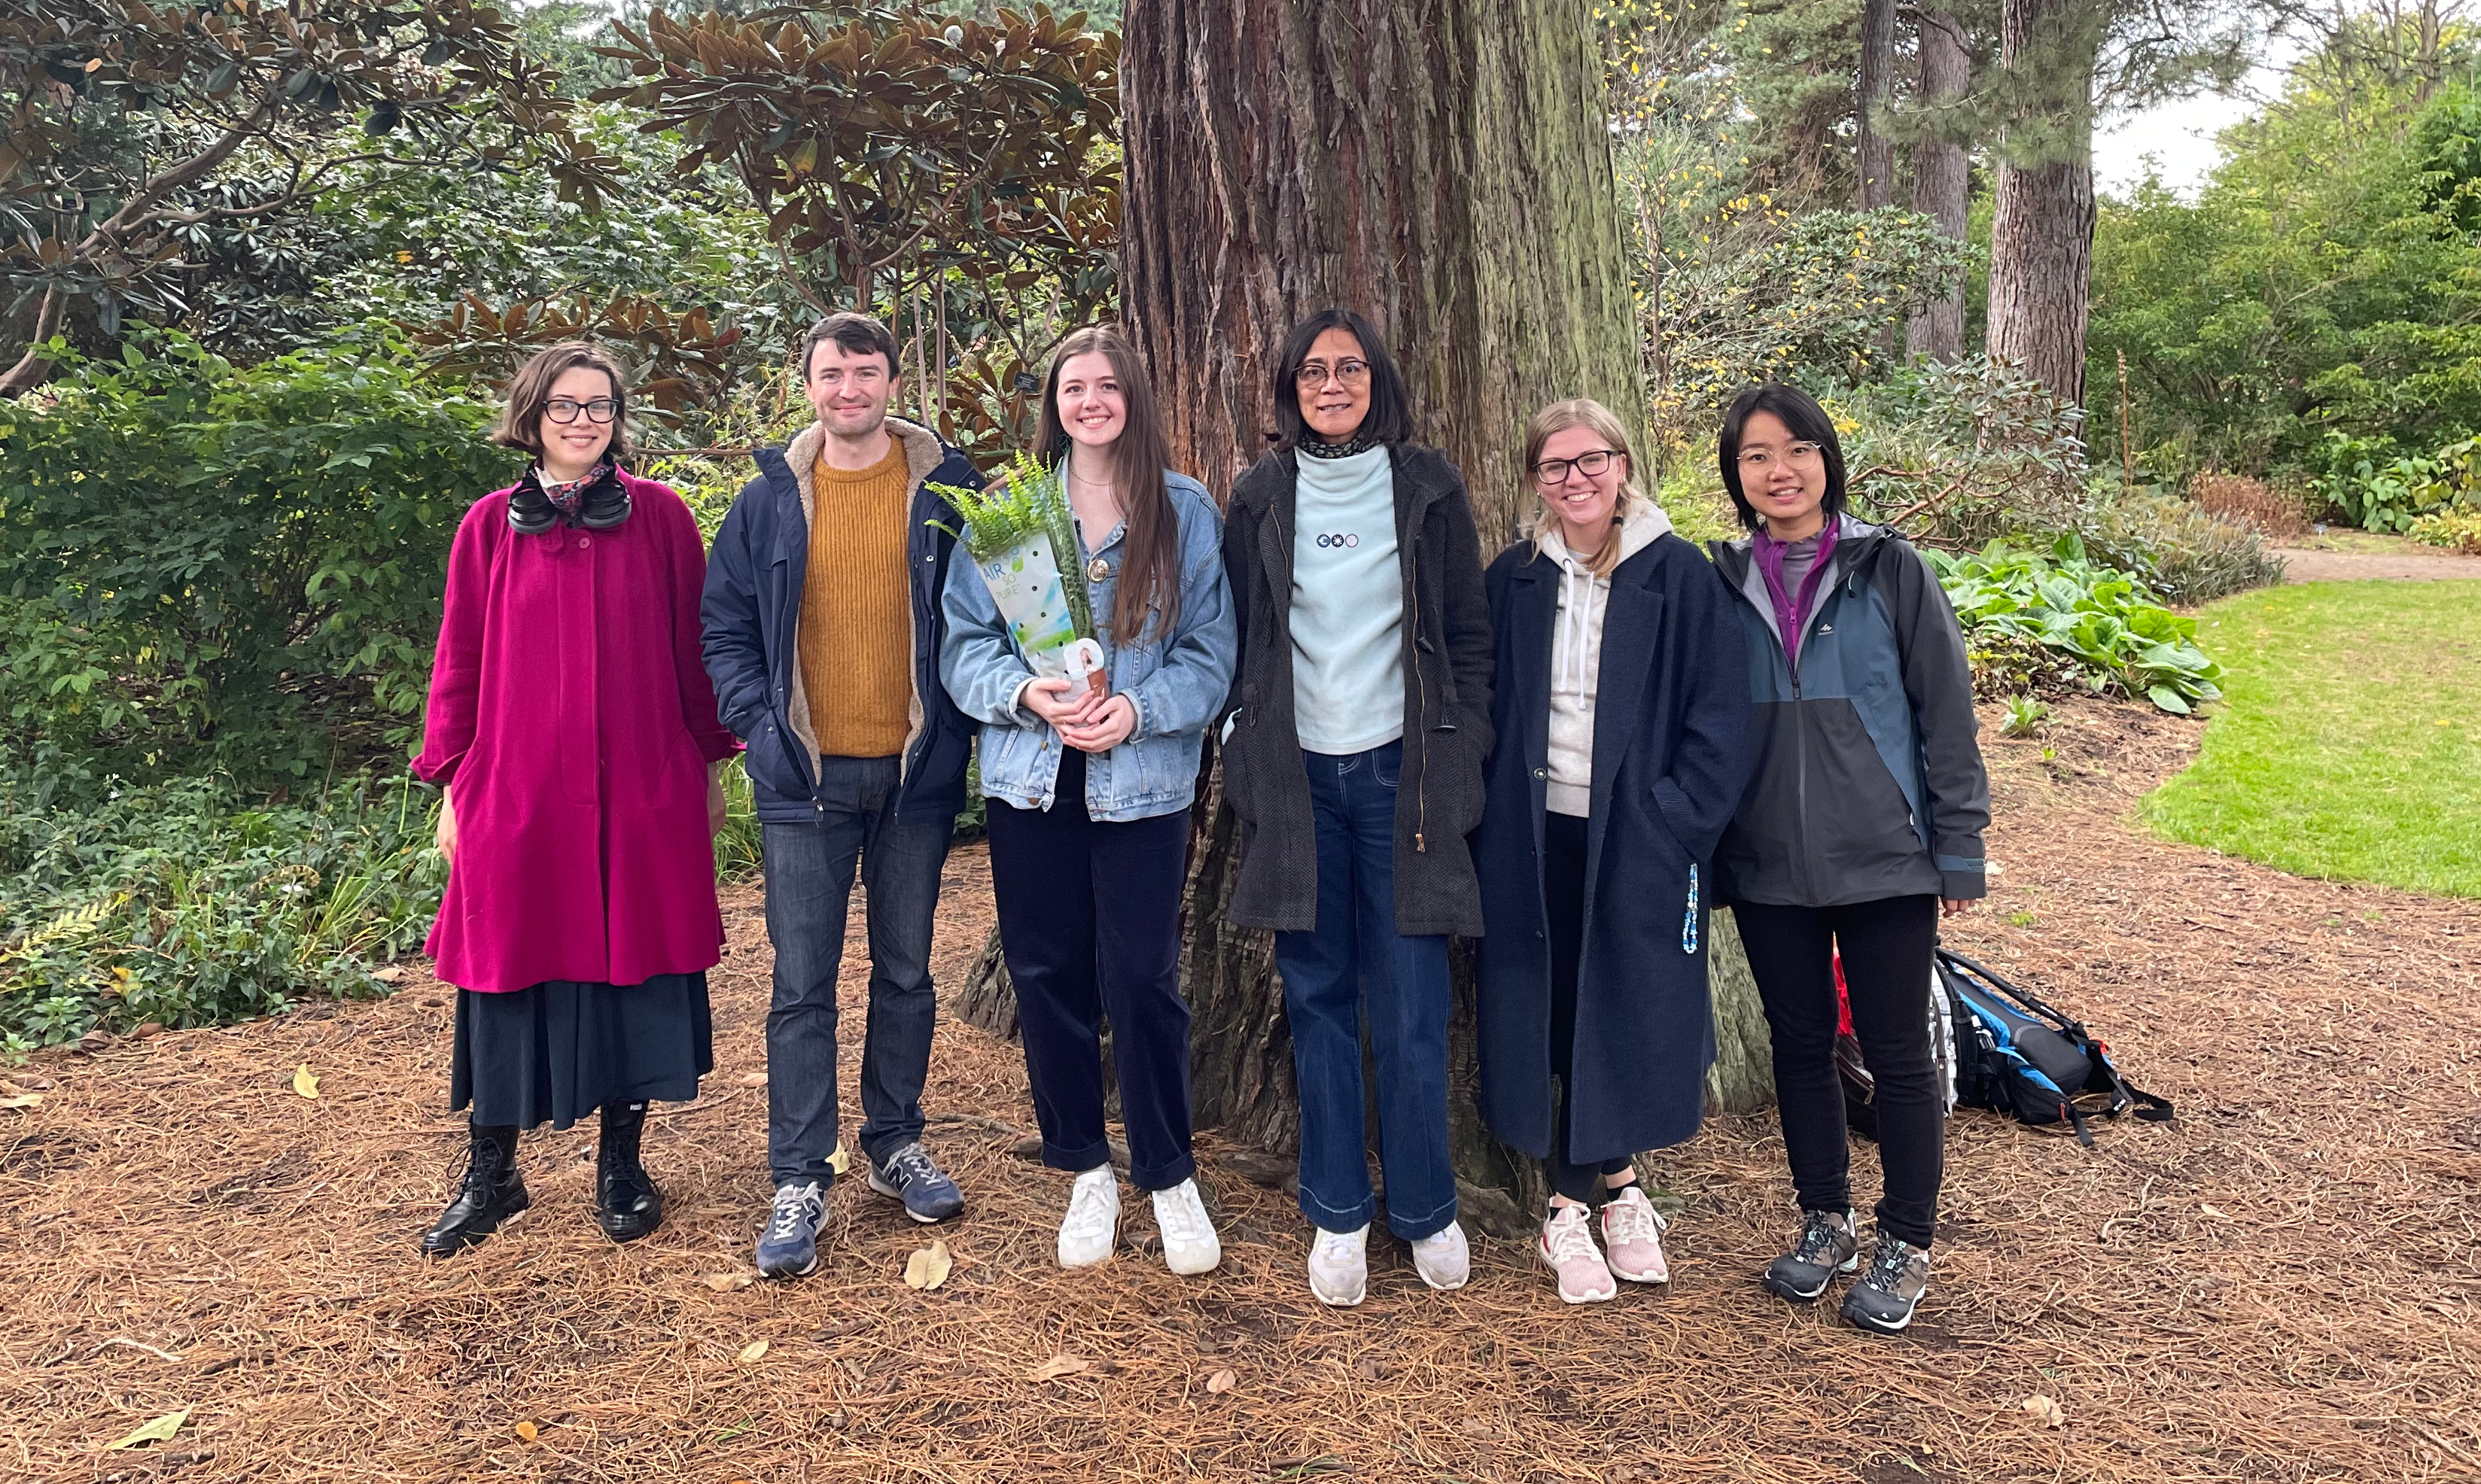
{"left": 1734, "top": 895, "right": 1943, "bottom": 1248}
{"left": 1544, "top": 811, "right": 1635, "bottom": 1205}
{"left": 985, "top": 748, "right": 1198, "bottom": 1192}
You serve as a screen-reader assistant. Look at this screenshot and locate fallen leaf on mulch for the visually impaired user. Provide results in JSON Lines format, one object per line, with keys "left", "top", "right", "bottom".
{"left": 732, "top": 1072, "right": 767, "bottom": 1087}
{"left": 105, "top": 1409, "right": 188, "bottom": 1450}
{"left": 372, "top": 966, "right": 407, "bottom": 985}
{"left": 132, "top": 1022, "right": 165, "bottom": 1038}
{"left": 1029, "top": 1354, "right": 1088, "bottom": 1382}
{"left": 2021, "top": 1394, "right": 2066, "bottom": 1428}
{"left": 1205, "top": 1368, "right": 1237, "bottom": 1394}
{"left": 702, "top": 1272, "right": 755, "bottom": 1293}
{"left": 0, "top": 1091, "right": 40, "bottom": 1111}
{"left": 2200, "top": 1203, "right": 2229, "bottom": 1220}
{"left": 76, "top": 1029, "right": 111, "bottom": 1055}
{"left": 903, "top": 1239, "right": 953, "bottom": 1291}
{"left": 514, "top": 1420, "right": 539, "bottom": 1442}
{"left": 737, "top": 1340, "right": 769, "bottom": 1364}
{"left": 827, "top": 1142, "right": 851, "bottom": 1176}
{"left": 291, "top": 1065, "right": 319, "bottom": 1099}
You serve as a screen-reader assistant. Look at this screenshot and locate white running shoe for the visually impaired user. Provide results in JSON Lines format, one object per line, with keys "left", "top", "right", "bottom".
{"left": 1540, "top": 1204, "right": 1617, "bottom": 1303}
{"left": 1307, "top": 1224, "right": 1370, "bottom": 1306}
{"left": 1056, "top": 1165, "right": 1119, "bottom": 1269}
{"left": 1411, "top": 1220, "right": 1471, "bottom": 1292}
{"left": 1600, "top": 1185, "right": 1670, "bottom": 1284}
{"left": 1151, "top": 1178, "right": 1222, "bottom": 1276}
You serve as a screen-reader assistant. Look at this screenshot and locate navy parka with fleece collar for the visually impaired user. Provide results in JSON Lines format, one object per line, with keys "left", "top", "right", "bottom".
{"left": 1474, "top": 502, "right": 1755, "bottom": 1166}
{"left": 1706, "top": 513, "right": 1990, "bottom": 908}
{"left": 699, "top": 417, "right": 981, "bottom": 827}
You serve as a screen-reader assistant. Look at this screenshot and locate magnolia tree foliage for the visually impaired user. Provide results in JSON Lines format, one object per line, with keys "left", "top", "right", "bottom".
{"left": 0, "top": 0, "right": 619, "bottom": 392}
{"left": 589, "top": 3, "right": 1118, "bottom": 437}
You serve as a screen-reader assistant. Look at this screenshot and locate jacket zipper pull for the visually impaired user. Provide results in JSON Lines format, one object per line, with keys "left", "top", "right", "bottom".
{"left": 1414, "top": 832, "right": 1426, "bottom": 853}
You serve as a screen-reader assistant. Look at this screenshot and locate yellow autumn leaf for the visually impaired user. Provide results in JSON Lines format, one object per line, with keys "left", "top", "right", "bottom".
{"left": 291, "top": 1065, "right": 319, "bottom": 1099}
{"left": 105, "top": 1409, "right": 188, "bottom": 1449}
{"left": 737, "top": 1340, "right": 769, "bottom": 1364}
{"left": 515, "top": 1419, "right": 539, "bottom": 1442}
{"left": 702, "top": 1272, "right": 755, "bottom": 1293}
{"left": 902, "top": 1239, "right": 953, "bottom": 1291}
{"left": 826, "top": 1141, "right": 851, "bottom": 1176}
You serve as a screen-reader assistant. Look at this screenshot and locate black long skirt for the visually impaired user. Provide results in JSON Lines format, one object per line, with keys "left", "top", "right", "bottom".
{"left": 449, "top": 973, "right": 714, "bottom": 1131}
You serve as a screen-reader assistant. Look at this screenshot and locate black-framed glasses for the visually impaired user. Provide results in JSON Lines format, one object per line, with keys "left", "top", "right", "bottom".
{"left": 1294, "top": 358, "right": 1371, "bottom": 391}
{"left": 1737, "top": 441, "right": 1824, "bottom": 471}
{"left": 546, "top": 397, "right": 619, "bottom": 425}
{"left": 1533, "top": 448, "right": 1623, "bottom": 486}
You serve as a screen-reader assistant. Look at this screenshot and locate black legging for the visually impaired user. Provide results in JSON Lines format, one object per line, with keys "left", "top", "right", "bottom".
{"left": 1733, "top": 896, "right": 1943, "bottom": 1248}
{"left": 1544, "top": 811, "right": 1636, "bottom": 1205}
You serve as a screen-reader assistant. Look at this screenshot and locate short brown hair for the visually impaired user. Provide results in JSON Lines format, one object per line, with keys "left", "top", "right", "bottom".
{"left": 493, "top": 342, "right": 632, "bottom": 463}
{"left": 802, "top": 312, "right": 900, "bottom": 381}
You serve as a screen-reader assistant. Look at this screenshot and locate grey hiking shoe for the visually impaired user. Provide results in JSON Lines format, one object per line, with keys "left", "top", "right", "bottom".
{"left": 1841, "top": 1230, "right": 1932, "bottom": 1334}
{"left": 1761, "top": 1208, "right": 1860, "bottom": 1303}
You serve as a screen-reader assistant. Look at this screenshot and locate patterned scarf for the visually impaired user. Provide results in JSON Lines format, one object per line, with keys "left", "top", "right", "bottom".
{"left": 540, "top": 460, "right": 616, "bottom": 520}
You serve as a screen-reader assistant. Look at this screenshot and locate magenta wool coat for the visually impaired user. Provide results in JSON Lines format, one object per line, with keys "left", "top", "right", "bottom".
{"left": 413, "top": 472, "right": 740, "bottom": 993}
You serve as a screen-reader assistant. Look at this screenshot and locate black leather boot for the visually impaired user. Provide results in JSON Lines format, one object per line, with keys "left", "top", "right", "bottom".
{"left": 595, "top": 1101, "right": 664, "bottom": 1242}
{"left": 421, "top": 1124, "right": 528, "bottom": 1258}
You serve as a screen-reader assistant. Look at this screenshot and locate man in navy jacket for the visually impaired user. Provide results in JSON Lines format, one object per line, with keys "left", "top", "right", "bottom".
{"left": 700, "top": 312, "right": 979, "bottom": 1280}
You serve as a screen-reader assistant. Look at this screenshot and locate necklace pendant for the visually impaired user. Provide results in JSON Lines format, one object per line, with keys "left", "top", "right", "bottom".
{"left": 1087, "top": 556, "right": 1111, "bottom": 584}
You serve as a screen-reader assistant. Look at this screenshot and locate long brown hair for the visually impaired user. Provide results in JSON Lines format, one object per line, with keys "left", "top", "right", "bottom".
{"left": 1036, "top": 325, "right": 1182, "bottom": 640}
{"left": 493, "top": 342, "right": 632, "bottom": 464}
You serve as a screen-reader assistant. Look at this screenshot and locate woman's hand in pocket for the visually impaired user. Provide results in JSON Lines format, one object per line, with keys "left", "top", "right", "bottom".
{"left": 435, "top": 789, "right": 458, "bottom": 863}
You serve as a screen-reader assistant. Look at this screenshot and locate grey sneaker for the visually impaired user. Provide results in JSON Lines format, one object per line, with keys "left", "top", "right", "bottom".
{"left": 756, "top": 1181, "right": 826, "bottom": 1279}
{"left": 1761, "top": 1208, "right": 1859, "bottom": 1303}
{"left": 1840, "top": 1230, "right": 1932, "bottom": 1333}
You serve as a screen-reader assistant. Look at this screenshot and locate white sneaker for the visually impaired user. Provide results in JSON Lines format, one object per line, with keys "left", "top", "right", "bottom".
{"left": 1056, "top": 1165, "right": 1119, "bottom": 1269}
{"left": 1411, "top": 1220, "right": 1471, "bottom": 1292}
{"left": 1307, "top": 1224, "right": 1369, "bottom": 1306}
{"left": 1151, "top": 1178, "right": 1222, "bottom": 1276}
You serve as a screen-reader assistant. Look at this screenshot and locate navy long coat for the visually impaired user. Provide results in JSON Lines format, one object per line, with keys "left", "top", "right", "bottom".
{"left": 1475, "top": 531, "right": 1755, "bottom": 1164}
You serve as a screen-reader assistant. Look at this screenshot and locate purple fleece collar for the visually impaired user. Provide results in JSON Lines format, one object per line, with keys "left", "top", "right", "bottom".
{"left": 1752, "top": 520, "right": 1840, "bottom": 667}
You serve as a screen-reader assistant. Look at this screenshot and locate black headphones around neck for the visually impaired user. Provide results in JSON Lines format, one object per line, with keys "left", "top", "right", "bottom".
{"left": 508, "top": 464, "right": 633, "bottom": 536}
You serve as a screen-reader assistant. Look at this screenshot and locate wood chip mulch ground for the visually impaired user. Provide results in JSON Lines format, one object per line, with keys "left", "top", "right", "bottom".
{"left": 4, "top": 697, "right": 2476, "bottom": 1483}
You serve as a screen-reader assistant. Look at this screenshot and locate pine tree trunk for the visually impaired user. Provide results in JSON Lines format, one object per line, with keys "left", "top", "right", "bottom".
{"left": 1986, "top": 0, "right": 2099, "bottom": 406}
{"left": 945, "top": 0, "right": 1773, "bottom": 1236}
{"left": 1855, "top": 0, "right": 1898, "bottom": 212}
{"left": 1904, "top": 7, "right": 1971, "bottom": 363}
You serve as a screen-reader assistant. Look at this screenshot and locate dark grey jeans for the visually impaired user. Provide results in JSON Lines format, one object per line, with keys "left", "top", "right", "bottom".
{"left": 761, "top": 754, "right": 952, "bottom": 1187}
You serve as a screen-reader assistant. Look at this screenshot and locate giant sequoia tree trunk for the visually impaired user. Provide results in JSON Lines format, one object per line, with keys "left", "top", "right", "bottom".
{"left": 1986, "top": 0, "right": 2100, "bottom": 406}
{"left": 955, "top": 0, "right": 1774, "bottom": 1238}
{"left": 1904, "top": 8, "right": 1971, "bottom": 364}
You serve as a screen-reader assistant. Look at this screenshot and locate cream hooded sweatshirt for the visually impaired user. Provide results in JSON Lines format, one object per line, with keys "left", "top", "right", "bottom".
{"left": 1539, "top": 496, "right": 1672, "bottom": 817}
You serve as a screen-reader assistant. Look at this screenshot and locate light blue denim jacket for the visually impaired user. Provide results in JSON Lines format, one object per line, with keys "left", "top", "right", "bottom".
{"left": 939, "top": 471, "right": 1236, "bottom": 823}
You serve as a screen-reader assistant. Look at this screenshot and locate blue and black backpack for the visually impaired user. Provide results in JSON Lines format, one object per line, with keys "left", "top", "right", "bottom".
{"left": 1936, "top": 948, "right": 2174, "bottom": 1145}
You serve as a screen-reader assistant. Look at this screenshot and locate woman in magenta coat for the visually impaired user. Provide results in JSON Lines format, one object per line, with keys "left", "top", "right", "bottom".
{"left": 412, "top": 341, "right": 739, "bottom": 1258}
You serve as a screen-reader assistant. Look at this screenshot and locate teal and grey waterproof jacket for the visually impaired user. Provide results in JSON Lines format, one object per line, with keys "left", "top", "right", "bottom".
{"left": 1706, "top": 515, "right": 1989, "bottom": 906}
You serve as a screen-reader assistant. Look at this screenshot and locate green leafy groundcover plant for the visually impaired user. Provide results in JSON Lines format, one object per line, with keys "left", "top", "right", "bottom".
{"left": 1925, "top": 537, "right": 2225, "bottom": 713}
{"left": 0, "top": 774, "right": 447, "bottom": 1053}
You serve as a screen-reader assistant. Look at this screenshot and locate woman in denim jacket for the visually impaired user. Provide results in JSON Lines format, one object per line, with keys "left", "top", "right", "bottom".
{"left": 940, "top": 325, "right": 1236, "bottom": 1276}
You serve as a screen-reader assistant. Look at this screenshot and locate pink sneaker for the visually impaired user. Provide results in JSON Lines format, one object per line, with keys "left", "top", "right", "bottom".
{"left": 1539, "top": 1204, "right": 1616, "bottom": 1303}
{"left": 1600, "top": 1184, "right": 1670, "bottom": 1284}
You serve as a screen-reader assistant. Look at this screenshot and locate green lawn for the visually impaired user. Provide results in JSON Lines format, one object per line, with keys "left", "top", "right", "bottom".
{"left": 2141, "top": 580, "right": 2481, "bottom": 898}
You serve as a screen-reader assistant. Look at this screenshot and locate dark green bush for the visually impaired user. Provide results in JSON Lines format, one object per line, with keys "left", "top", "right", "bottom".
{"left": 2077, "top": 489, "right": 2289, "bottom": 606}
{"left": 0, "top": 325, "right": 518, "bottom": 789}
